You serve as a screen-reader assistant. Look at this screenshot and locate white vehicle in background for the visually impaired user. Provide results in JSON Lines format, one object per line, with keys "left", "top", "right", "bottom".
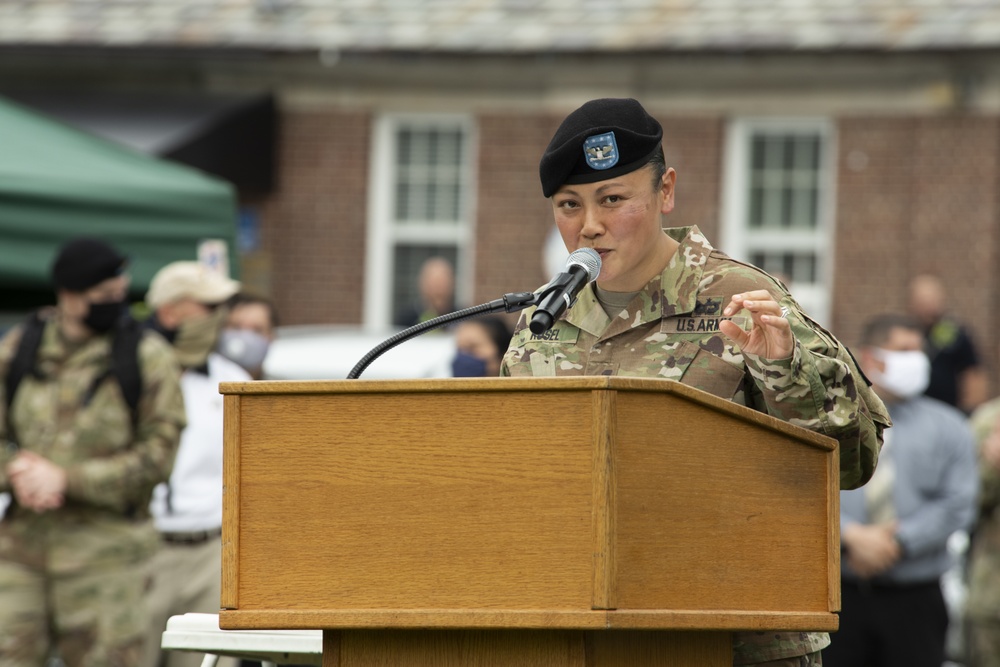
{"left": 262, "top": 325, "right": 456, "bottom": 381}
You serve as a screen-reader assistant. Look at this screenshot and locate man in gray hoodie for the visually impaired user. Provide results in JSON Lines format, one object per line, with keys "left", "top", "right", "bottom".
{"left": 823, "top": 313, "right": 978, "bottom": 667}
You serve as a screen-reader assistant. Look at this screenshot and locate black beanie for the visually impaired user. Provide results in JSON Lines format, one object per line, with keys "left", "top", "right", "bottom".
{"left": 51, "top": 237, "right": 128, "bottom": 292}
{"left": 539, "top": 98, "right": 663, "bottom": 198}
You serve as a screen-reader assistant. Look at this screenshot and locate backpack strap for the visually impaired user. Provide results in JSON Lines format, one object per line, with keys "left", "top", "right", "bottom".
{"left": 107, "top": 316, "right": 144, "bottom": 422}
{"left": 4, "top": 311, "right": 48, "bottom": 448}
{"left": 4, "top": 312, "right": 46, "bottom": 413}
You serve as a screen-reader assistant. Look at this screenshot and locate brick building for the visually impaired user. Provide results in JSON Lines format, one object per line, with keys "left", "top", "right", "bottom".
{"left": 2, "top": 1, "right": 1000, "bottom": 367}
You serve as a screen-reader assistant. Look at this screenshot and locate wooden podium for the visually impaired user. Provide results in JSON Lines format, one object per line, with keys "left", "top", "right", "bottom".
{"left": 218, "top": 377, "right": 839, "bottom": 666}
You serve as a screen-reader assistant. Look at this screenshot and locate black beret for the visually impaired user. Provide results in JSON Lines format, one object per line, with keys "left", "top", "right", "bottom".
{"left": 51, "top": 237, "right": 128, "bottom": 292}
{"left": 539, "top": 98, "right": 663, "bottom": 198}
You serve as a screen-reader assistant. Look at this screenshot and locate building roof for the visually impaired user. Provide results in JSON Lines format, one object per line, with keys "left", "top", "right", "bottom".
{"left": 1, "top": 1, "right": 999, "bottom": 54}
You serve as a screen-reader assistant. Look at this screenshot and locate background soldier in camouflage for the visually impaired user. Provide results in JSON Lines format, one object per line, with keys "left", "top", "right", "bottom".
{"left": 501, "top": 98, "right": 890, "bottom": 666}
{"left": 0, "top": 238, "right": 185, "bottom": 667}
{"left": 966, "top": 395, "right": 1000, "bottom": 666}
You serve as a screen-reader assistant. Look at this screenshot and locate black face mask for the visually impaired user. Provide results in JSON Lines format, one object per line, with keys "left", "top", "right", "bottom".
{"left": 84, "top": 299, "right": 125, "bottom": 334}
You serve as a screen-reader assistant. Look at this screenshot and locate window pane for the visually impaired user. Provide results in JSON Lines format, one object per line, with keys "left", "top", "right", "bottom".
{"left": 782, "top": 137, "right": 796, "bottom": 171}
{"left": 748, "top": 186, "right": 764, "bottom": 228}
{"left": 751, "top": 136, "right": 767, "bottom": 170}
{"left": 766, "top": 136, "right": 784, "bottom": 171}
{"left": 394, "top": 182, "right": 409, "bottom": 219}
{"left": 793, "top": 253, "right": 817, "bottom": 283}
{"left": 746, "top": 131, "right": 822, "bottom": 231}
{"left": 747, "top": 251, "right": 818, "bottom": 285}
{"left": 791, "top": 187, "right": 817, "bottom": 230}
{"left": 781, "top": 186, "right": 794, "bottom": 228}
{"left": 433, "top": 130, "right": 462, "bottom": 167}
{"left": 763, "top": 186, "right": 782, "bottom": 229}
{"left": 394, "top": 125, "right": 465, "bottom": 224}
{"left": 398, "top": 129, "right": 413, "bottom": 165}
{"left": 795, "top": 136, "right": 817, "bottom": 172}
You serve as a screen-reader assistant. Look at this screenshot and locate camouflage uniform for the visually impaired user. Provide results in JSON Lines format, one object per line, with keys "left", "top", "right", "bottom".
{"left": 501, "top": 226, "right": 889, "bottom": 665}
{"left": 0, "top": 314, "right": 185, "bottom": 667}
{"left": 965, "top": 398, "right": 1000, "bottom": 667}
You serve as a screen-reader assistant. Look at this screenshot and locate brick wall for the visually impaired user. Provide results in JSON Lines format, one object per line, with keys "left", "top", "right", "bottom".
{"left": 257, "top": 108, "right": 371, "bottom": 326}
{"left": 474, "top": 113, "right": 562, "bottom": 317}
{"left": 834, "top": 116, "right": 1000, "bottom": 370}
{"left": 655, "top": 116, "right": 725, "bottom": 242}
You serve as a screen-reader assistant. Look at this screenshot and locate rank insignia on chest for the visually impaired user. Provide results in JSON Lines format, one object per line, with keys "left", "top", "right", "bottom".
{"left": 692, "top": 297, "right": 724, "bottom": 317}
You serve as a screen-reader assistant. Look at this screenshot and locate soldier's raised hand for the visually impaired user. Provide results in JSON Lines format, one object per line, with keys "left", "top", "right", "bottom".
{"left": 719, "top": 290, "right": 794, "bottom": 361}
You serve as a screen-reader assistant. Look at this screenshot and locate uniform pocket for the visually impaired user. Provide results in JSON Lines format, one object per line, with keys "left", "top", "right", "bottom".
{"left": 679, "top": 346, "right": 747, "bottom": 400}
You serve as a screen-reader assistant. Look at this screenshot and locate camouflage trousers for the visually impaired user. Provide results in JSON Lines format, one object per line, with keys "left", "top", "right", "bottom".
{"left": 743, "top": 652, "right": 823, "bottom": 667}
{"left": 968, "top": 618, "right": 1000, "bottom": 667}
{"left": 0, "top": 556, "right": 149, "bottom": 667}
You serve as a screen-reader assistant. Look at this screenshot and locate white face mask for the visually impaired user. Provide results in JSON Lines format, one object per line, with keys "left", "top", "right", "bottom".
{"left": 870, "top": 349, "right": 931, "bottom": 399}
{"left": 217, "top": 328, "right": 271, "bottom": 374}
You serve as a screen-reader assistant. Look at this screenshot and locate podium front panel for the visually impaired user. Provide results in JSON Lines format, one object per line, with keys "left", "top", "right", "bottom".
{"left": 613, "top": 391, "right": 836, "bottom": 614}
{"left": 232, "top": 389, "right": 594, "bottom": 611}
{"left": 221, "top": 377, "right": 839, "bottom": 632}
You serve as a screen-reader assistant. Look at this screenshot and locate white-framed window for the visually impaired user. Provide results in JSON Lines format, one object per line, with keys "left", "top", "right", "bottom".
{"left": 365, "top": 113, "right": 476, "bottom": 330}
{"left": 721, "top": 118, "right": 836, "bottom": 325}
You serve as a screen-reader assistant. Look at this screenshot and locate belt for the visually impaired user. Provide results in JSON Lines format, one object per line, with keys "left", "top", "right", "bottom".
{"left": 845, "top": 578, "right": 942, "bottom": 592}
{"left": 161, "top": 528, "right": 222, "bottom": 545}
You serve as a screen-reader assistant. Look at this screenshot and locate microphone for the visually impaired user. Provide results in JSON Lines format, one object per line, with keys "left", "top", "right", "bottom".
{"left": 529, "top": 247, "right": 602, "bottom": 335}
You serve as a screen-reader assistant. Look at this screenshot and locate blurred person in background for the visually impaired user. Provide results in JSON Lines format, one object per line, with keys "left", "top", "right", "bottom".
{"left": 823, "top": 313, "right": 977, "bottom": 667}
{"left": 217, "top": 293, "right": 279, "bottom": 380}
{"left": 451, "top": 316, "right": 512, "bottom": 378}
{"left": 0, "top": 237, "right": 185, "bottom": 666}
{"left": 964, "top": 378, "right": 1000, "bottom": 667}
{"left": 395, "top": 256, "right": 457, "bottom": 328}
{"left": 140, "top": 262, "right": 246, "bottom": 667}
{"left": 909, "top": 273, "right": 987, "bottom": 414}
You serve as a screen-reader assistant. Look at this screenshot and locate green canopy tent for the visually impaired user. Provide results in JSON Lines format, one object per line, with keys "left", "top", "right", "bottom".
{"left": 0, "top": 95, "right": 238, "bottom": 313}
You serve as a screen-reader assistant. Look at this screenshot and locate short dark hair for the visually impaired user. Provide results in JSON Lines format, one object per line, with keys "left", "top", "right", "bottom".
{"left": 860, "top": 313, "right": 922, "bottom": 348}
{"left": 647, "top": 144, "right": 667, "bottom": 190}
{"left": 471, "top": 316, "right": 514, "bottom": 363}
{"left": 226, "top": 292, "right": 280, "bottom": 329}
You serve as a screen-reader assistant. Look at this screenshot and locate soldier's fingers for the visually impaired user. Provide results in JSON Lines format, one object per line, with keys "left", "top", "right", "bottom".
{"left": 741, "top": 299, "right": 785, "bottom": 319}
{"left": 6, "top": 457, "right": 30, "bottom": 476}
{"left": 718, "top": 319, "right": 748, "bottom": 346}
{"left": 759, "top": 310, "right": 792, "bottom": 330}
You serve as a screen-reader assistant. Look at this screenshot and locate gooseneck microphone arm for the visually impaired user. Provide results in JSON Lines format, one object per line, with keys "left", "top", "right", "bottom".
{"left": 346, "top": 291, "right": 539, "bottom": 380}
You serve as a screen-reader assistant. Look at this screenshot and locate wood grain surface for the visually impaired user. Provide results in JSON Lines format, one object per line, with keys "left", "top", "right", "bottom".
{"left": 221, "top": 377, "right": 839, "bottom": 637}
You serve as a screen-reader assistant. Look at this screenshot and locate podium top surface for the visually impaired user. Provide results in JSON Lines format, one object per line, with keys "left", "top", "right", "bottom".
{"left": 221, "top": 375, "right": 689, "bottom": 394}
{"left": 218, "top": 376, "right": 835, "bottom": 451}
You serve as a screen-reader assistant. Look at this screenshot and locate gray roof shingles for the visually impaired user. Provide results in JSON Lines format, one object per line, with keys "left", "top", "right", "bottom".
{"left": 1, "top": 1, "right": 999, "bottom": 52}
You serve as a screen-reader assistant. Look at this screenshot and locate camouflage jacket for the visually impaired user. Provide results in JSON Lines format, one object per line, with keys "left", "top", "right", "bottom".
{"left": 0, "top": 314, "right": 185, "bottom": 567}
{"left": 501, "top": 226, "right": 890, "bottom": 663}
{"left": 966, "top": 397, "right": 1000, "bottom": 619}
